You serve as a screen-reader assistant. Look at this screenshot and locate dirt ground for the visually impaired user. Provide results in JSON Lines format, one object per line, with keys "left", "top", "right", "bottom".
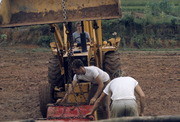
{"left": 0, "top": 45, "right": 179, "bottom": 121}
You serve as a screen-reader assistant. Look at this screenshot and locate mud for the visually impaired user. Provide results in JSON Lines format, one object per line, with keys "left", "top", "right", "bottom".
{"left": 0, "top": 45, "right": 179, "bottom": 121}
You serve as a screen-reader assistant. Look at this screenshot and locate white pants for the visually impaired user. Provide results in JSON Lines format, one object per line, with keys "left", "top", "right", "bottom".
{"left": 111, "top": 99, "right": 138, "bottom": 118}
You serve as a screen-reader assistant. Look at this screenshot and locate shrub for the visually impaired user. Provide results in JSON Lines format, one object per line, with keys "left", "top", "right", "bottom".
{"left": 0, "top": 34, "right": 8, "bottom": 45}
{"left": 0, "top": 34, "right": 7, "bottom": 40}
{"left": 145, "top": 2, "right": 161, "bottom": 16}
{"left": 155, "top": 38, "right": 163, "bottom": 48}
{"left": 169, "top": 40, "right": 177, "bottom": 47}
{"left": 159, "top": 0, "right": 173, "bottom": 15}
{"left": 130, "top": 35, "right": 145, "bottom": 48}
{"left": 37, "top": 36, "right": 53, "bottom": 47}
{"left": 145, "top": 0, "right": 175, "bottom": 17}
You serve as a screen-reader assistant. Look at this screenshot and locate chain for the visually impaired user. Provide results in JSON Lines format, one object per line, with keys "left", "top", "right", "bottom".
{"left": 68, "top": 84, "right": 84, "bottom": 117}
{"left": 76, "top": 76, "right": 89, "bottom": 104}
{"left": 67, "top": 50, "right": 73, "bottom": 82}
{"left": 66, "top": 22, "right": 74, "bottom": 83}
{"left": 65, "top": 56, "right": 84, "bottom": 117}
{"left": 60, "top": 48, "right": 74, "bottom": 118}
{"left": 61, "top": 0, "right": 67, "bottom": 20}
{"left": 59, "top": 22, "right": 84, "bottom": 118}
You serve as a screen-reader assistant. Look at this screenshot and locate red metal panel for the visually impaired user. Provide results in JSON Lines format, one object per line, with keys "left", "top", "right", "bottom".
{"left": 47, "top": 105, "right": 94, "bottom": 121}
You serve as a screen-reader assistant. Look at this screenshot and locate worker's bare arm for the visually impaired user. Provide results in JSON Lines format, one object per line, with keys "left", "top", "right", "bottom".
{"left": 86, "top": 92, "right": 107, "bottom": 117}
{"left": 135, "top": 84, "right": 145, "bottom": 116}
{"left": 89, "top": 75, "right": 104, "bottom": 104}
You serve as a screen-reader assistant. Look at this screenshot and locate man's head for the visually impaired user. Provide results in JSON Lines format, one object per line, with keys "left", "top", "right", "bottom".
{"left": 71, "top": 59, "right": 85, "bottom": 75}
{"left": 75, "top": 22, "right": 82, "bottom": 32}
{"left": 112, "top": 70, "right": 126, "bottom": 79}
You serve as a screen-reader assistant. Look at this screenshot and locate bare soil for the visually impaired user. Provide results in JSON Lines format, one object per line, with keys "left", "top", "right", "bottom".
{"left": 0, "top": 45, "right": 179, "bottom": 121}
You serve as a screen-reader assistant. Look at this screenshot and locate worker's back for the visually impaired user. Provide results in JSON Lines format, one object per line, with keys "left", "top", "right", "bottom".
{"left": 104, "top": 77, "right": 138, "bottom": 100}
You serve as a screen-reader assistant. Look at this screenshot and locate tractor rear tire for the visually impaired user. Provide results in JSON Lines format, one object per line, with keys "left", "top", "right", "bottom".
{"left": 39, "top": 83, "right": 53, "bottom": 118}
{"left": 48, "top": 55, "right": 63, "bottom": 87}
{"left": 104, "top": 51, "right": 121, "bottom": 79}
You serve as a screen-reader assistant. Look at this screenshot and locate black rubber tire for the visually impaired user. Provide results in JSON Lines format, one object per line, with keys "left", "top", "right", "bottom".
{"left": 48, "top": 55, "right": 63, "bottom": 87}
{"left": 103, "top": 51, "right": 121, "bottom": 79}
{"left": 39, "top": 83, "right": 53, "bottom": 118}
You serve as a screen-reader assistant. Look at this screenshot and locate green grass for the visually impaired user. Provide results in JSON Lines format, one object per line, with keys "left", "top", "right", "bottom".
{"left": 121, "top": 0, "right": 180, "bottom": 15}
{"left": 122, "top": 0, "right": 149, "bottom": 6}
{"left": 121, "top": 0, "right": 179, "bottom": 6}
{"left": 31, "top": 48, "right": 51, "bottom": 52}
{"left": 119, "top": 48, "right": 180, "bottom": 51}
{"left": 144, "top": 14, "right": 180, "bottom": 24}
{"left": 122, "top": 6, "right": 145, "bottom": 12}
{"left": 120, "top": 0, "right": 180, "bottom": 24}
{"left": 14, "top": 47, "right": 51, "bottom": 53}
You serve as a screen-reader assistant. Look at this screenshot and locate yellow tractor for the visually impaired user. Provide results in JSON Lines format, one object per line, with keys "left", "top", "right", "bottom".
{"left": 0, "top": 0, "right": 122, "bottom": 121}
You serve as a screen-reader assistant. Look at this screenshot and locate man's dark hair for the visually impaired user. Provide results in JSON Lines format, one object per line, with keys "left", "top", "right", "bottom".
{"left": 71, "top": 59, "right": 84, "bottom": 69}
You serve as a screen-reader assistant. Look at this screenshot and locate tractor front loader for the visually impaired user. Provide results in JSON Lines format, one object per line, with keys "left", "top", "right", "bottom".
{"left": 0, "top": 0, "right": 122, "bottom": 121}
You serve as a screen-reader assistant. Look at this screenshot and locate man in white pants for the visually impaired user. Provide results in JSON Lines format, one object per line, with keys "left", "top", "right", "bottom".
{"left": 56, "top": 59, "right": 111, "bottom": 118}
{"left": 86, "top": 71, "right": 145, "bottom": 118}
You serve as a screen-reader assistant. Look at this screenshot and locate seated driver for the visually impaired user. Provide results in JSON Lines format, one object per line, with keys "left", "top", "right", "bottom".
{"left": 73, "top": 22, "right": 91, "bottom": 46}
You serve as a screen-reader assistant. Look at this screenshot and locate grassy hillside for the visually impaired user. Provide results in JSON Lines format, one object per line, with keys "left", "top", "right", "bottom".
{"left": 121, "top": 0, "right": 179, "bottom": 17}
{"left": 122, "top": 0, "right": 179, "bottom": 6}
{"left": 101, "top": 0, "right": 180, "bottom": 49}
{"left": 120, "top": 0, "right": 180, "bottom": 25}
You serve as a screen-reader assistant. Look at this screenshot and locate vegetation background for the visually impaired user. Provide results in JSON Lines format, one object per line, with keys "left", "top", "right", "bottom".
{"left": 0, "top": 0, "right": 179, "bottom": 49}
{"left": 103, "top": 0, "right": 179, "bottom": 49}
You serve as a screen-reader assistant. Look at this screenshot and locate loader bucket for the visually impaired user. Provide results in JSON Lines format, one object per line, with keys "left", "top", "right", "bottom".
{"left": 0, "top": 0, "right": 121, "bottom": 27}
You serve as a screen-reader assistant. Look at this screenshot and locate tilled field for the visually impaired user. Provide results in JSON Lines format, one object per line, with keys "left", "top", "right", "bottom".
{"left": 0, "top": 46, "right": 179, "bottom": 121}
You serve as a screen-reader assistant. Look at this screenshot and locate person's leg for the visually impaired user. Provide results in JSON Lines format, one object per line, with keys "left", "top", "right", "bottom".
{"left": 124, "top": 99, "right": 139, "bottom": 116}
{"left": 111, "top": 100, "right": 125, "bottom": 118}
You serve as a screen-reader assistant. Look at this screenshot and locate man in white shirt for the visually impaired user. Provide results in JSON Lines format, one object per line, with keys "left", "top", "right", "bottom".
{"left": 86, "top": 70, "right": 145, "bottom": 118}
{"left": 56, "top": 59, "right": 111, "bottom": 118}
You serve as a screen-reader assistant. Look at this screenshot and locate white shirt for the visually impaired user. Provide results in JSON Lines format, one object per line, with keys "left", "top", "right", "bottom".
{"left": 73, "top": 66, "right": 110, "bottom": 84}
{"left": 73, "top": 31, "right": 90, "bottom": 44}
{"left": 103, "top": 77, "right": 138, "bottom": 101}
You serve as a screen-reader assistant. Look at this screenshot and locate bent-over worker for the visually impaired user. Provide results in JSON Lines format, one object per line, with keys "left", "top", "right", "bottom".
{"left": 86, "top": 70, "right": 145, "bottom": 118}
{"left": 56, "top": 59, "right": 111, "bottom": 118}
